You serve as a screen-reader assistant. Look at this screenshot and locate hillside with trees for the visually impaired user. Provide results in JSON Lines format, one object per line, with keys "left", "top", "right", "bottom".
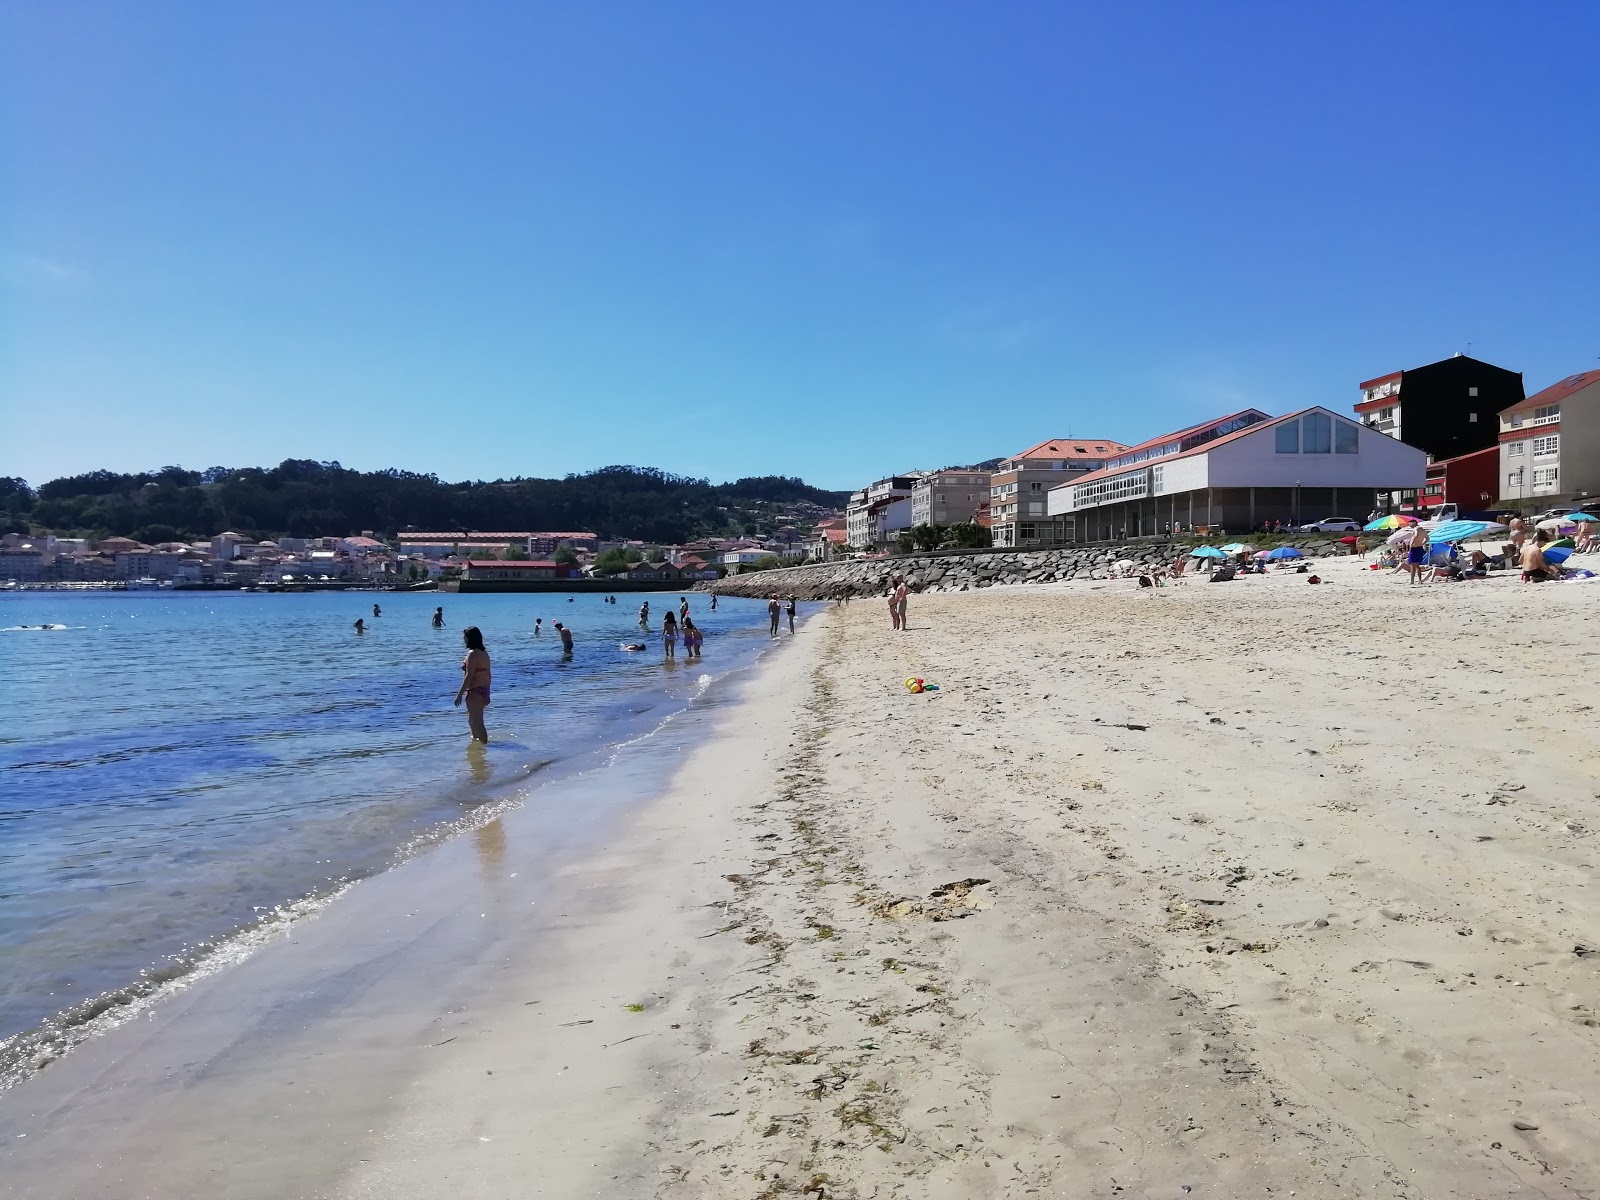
{"left": 2, "top": 463, "right": 847, "bottom": 545}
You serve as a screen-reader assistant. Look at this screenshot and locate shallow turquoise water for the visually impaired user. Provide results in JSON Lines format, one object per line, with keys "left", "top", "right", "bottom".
{"left": 0, "top": 589, "right": 779, "bottom": 1043}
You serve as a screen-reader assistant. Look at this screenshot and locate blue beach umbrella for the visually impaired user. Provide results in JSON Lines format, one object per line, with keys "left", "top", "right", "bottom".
{"left": 1190, "top": 546, "right": 1228, "bottom": 559}
{"left": 1264, "top": 546, "right": 1303, "bottom": 560}
{"left": 1543, "top": 545, "right": 1574, "bottom": 565}
{"left": 1429, "top": 520, "right": 1504, "bottom": 544}
{"left": 1568, "top": 512, "right": 1600, "bottom": 523}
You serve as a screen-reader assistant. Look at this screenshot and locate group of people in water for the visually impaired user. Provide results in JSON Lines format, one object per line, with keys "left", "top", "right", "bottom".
{"left": 354, "top": 594, "right": 736, "bottom": 744}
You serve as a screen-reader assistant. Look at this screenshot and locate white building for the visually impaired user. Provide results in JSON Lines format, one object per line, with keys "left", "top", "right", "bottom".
{"left": 1498, "top": 370, "right": 1600, "bottom": 508}
{"left": 845, "top": 476, "right": 918, "bottom": 551}
{"left": 1048, "top": 406, "right": 1426, "bottom": 538}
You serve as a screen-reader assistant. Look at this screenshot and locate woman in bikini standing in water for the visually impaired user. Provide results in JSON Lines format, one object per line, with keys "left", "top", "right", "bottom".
{"left": 453, "top": 625, "right": 492, "bottom": 742}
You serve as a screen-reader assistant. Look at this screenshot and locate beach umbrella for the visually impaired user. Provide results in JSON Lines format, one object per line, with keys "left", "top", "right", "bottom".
{"left": 1219, "top": 543, "right": 1248, "bottom": 553}
{"left": 1428, "top": 520, "right": 1505, "bottom": 544}
{"left": 1568, "top": 512, "right": 1600, "bottom": 523}
{"left": 1338, "top": 536, "right": 1359, "bottom": 545}
{"left": 1364, "top": 514, "right": 1417, "bottom": 531}
{"left": 1546, "top": 536, "right": 1575, "bottom": 550}
{"left": 1190, "top": 546, "right": 1228, "bottom": 559}
{"left": 1543, "top": 546, "right": 1574, "bottom": 565}
{"left": 1264, "top": 546, "right": 1303, "bottom": 560}
{"left": 1386, "top": 528, "right": 1415, "bottom": 546}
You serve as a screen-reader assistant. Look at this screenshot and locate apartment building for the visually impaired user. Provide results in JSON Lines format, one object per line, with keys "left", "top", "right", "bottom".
{"left": 1498, "top": 369, "right": 1600, "bottom": 508}
{"left": 910, "top": 470, "right": 992, "bottom": 529}
{"left": 988, "top": 438, "right": 1128, "bottom": 548}
{"left": 1355, "top": 354, "right": 1523, "bottom": 458}
{"left": 845, "top": 476, "right": 917, "bottom": 550}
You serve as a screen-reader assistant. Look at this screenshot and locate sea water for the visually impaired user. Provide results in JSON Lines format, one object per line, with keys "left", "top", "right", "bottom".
{"left": 0, "top": 589, "right": 781, "bottom": 1059}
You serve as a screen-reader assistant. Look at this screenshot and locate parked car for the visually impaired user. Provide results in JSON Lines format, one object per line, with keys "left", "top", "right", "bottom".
{"left": 1532, "top": 506, "right": 1585, "bottom": 523}
{"left": 1299, "top": 517, "right": 1361, "bottom": 532}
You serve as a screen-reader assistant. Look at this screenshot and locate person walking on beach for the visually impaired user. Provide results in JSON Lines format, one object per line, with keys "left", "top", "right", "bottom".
{"left": 786, "top": 596, "right": 797, "bottom": 634}
{"left": 662, "top": 611, "right": 678, "bottom": 659}
{"left": 1509, "top": 514, "right": 1526, "bottom": 554}
{"left": 895, "top": 578, "right": 909, "bottom": 630}
{"left": 768, "top": 596, "right": 781, "bottom": 637}
{"left": 453, "top": 626, "right": 492, "bottom": 743}
{"left": 1405, "top": 523, "right": 1430, "bottom": 585}
{"left": 554, "top": 621, "right": 574, "bottom": 656}
{"left": 432, "top": 606, "right": 445, "bottom": 628}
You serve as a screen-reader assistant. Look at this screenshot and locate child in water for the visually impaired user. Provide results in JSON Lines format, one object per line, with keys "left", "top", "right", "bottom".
{"left": 662, "top": 611, "right": 678, "bottom": 659}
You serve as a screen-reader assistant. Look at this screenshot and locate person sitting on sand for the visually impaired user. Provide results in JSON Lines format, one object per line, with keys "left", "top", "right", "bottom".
{"left": 1521, "top": 532, "right": 1554, "bottom": 582}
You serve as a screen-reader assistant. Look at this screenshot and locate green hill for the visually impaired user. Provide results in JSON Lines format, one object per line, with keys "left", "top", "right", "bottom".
{"left": 3, "top": 462, "right": 847, "bottom": 546}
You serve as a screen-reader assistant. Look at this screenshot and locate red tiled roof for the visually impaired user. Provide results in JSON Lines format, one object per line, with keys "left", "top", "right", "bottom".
{"left": 464, "top": 559, "right": 560, "bottom": 568}
{"left": 1500, "top": 370, "right": 1600, "bottom": 415}
{"left": 1097, "top": 409, "right": 1271, "bottom": 465}
{"left": 1056, "top": 408, "right": 1328, "bottom": 489}
{"left": 1006, "top": 437, "right": 1129, "bottom": 462}
{"left": 1357, "top": 370, "right": 1403, "bottom": 391}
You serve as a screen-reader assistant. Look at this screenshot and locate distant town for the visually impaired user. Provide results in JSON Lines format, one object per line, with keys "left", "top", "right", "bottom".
{"left": 3, "top": 353, "right": 1594, "bottom": 589}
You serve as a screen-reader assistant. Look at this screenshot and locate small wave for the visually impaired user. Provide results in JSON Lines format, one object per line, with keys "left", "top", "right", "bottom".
{"left": 1, "top": 624, "right": 76, "bottom": 632}
{"left": 0, "top": 879, "right": 354, "bottom": 1093}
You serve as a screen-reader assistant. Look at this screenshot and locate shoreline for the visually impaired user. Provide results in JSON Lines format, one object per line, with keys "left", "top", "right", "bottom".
{"left": 7, "top": 560, "right": 1600, "bottom": 1196}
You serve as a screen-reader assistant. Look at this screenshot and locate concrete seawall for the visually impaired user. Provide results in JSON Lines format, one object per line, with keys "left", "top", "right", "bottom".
{"left": 706, "top": 538, "right": 1344, "bottom": 599}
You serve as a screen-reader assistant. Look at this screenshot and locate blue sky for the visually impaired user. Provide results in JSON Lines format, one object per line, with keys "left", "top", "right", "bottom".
{"left": 3, "top": 2, "right": 1596, "bottom": 490}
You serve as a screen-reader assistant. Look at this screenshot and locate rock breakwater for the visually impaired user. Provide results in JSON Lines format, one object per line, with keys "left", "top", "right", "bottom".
{"left": 707, "top": 538, "right": 1343, "bottom": 599}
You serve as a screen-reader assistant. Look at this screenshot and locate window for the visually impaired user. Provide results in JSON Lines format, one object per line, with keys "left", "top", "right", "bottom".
{"left": 1303, "top": 412, "right": 1331, "bottom": 453}
{"left": 1533, "top": 435, "right": 1559, "bottom": 456}
{"left": 1508, "top": 472, "right": 1520, "bottom": 490}
{"left": 1029, "top": 481, "right": 1042, "bottom": 492}
{"left": 1468, "top": 387, "right": 1479, "bottom": 397}
{"left": 1534, "top": 404, "right": 1560, "bottom": 426}
{"left": 1027, "top": 501, "right": 1044, "bottom": 515}
{"left": 1335, "top": 420, "right": 1359, "bottom": 454}
{"left": 1152, "top": 465, "right": 1164, "bottom": 493}
{"left": 1508, "top": 441, "right": 1523, "bottom": 456}
{"left": 937, "top": 493, "right": 946, "bottom": 502}
{"left": 1469, "top": 413, "right": 1478, "bottom": 422}
{"left": 1019, "top": 523, "right": 1037, "bottom": 540}
{"left": 1275, "top": 420, "right": 1300, "bottom": 453}
{"left": 1533, "top": 467, "right": 1559, "bottom": 486}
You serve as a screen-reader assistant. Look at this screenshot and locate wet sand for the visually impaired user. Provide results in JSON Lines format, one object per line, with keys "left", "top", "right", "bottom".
{"left": 7, "top": 558, "right": 1600, "bottom": 1198}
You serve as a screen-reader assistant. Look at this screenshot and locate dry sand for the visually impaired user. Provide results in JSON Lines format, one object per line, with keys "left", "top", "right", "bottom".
{"left": 331, "top": 557, "right": 1600, "bottom": 1199}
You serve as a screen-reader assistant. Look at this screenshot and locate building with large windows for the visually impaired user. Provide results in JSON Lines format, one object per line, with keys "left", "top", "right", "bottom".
{"left": 987, "top": 437, "right": 1127, "bottom": 548}
{"left": 1048, "top": 407, "right": 1425, "bottom": 538}
{"left": 1497, "top": 370, "right": 1600, "bottom": 508}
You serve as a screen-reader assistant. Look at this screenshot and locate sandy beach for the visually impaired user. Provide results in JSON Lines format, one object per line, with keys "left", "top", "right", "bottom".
{"left": 7, "top": 556, "right": 1600, "bottom": 1198}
